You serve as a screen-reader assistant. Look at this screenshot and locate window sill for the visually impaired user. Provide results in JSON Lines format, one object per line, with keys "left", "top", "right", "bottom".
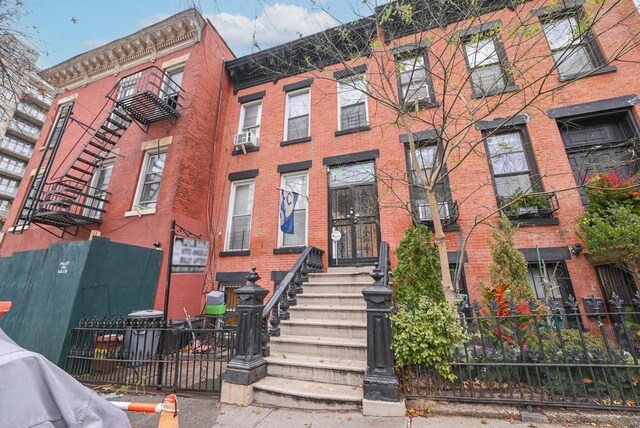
{"left": 403, "top": 99, "right": 438, "bottom": 111}
{"left": 124, "top": 207, "right": 156, "bottom": 217}
{"left": 558, "top": 65, "right": 617, "bottom": 82}
{"left": 7, "top": 225, "right": 28, "bottom": 232}
{"left": 273, "top": 246, "right": 305, "bottom": 255}
{"left": 232, "top": 145, "right": 260, "bottom": 156}
{"left": 509, "top": 217, "right": 560, "bottom": 227}
{"left": 471, "top": 84, "right": 518, "bottom": 99}
{"left": 219, "top": 250, "right": 250, "bottom": 257}
{"left": 280, "top": 136, "right": 311, "bottom": 146}
{"left": 335, "top": 126, "right": 370, "bottom": 137}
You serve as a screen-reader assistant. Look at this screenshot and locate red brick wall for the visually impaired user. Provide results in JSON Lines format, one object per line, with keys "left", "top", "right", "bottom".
{"left": 209, "top": 0, "right": 640, "bottom": 323}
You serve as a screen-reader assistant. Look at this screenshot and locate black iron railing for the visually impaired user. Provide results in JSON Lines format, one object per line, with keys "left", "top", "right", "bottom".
{"left": 401, "top": 292, "right": 640, "bottom": 411}
{"left": 35, "top": 180, "right": 111, "bottom": 223}
{"left": 261, "top": 246, "right": 324, "bottom": 356}
{"left": 499, "top": 192, "right": 559, "bottom": 220}
{"left": 65, "top": 316, "right": 235, "bottom": 393}
{"left": 415, "top": 201, "right": 459, "bottom": 226}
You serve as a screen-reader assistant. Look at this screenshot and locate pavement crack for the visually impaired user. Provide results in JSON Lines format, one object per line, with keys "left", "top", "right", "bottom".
{"left": 252, "top": 407, "right": 276, "bottom": 428}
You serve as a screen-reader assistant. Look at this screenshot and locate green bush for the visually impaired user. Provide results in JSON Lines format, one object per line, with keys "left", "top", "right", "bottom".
{"left": 390, "top": 297, "right": 467, "bottom": 380}
{"left": 394, "top": 225, "right": 443, "bottom": 305}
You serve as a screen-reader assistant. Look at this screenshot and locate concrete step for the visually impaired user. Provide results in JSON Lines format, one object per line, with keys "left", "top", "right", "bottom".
{"left": 265, "top": 354, "right": 365, "bottom": 386}
{"left": 296, "top": 293, "right": 365, "bottom": 307}
{"left": 279, "top": 319, "right": 367, "bottom": 340}
{"left": 288, "top": 305, "right": 367, "bottom": 322}
{"left": 327, "top": 266, "right": 373, "bottom": 274}
{"left": 268, "top": 335, "right": 366, "bottom": 360}
{"left": 252, "top": 377, "right": 363, "bottom": 411}
{"left": 301, "top": 282, "right": 370, "bottom": 294}
{"left": 307, "top": 272, "right": 373, "bottom": 284}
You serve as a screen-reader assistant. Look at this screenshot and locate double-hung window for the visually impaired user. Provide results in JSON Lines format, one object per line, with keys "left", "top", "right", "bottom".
{"left": 225, "top": 180, "right": 255, "bottom": 251}
{"left": 162, "top": 66, "right": 184, "bottom": 109}
{"left": 464, "top": 35, "right": 510, "bottom": 96}
{"left": 406, "top": 144, "right": 453, "bottom": 224}
{"left": 284, "top": 90, "right": 310, "bottom": 141}
{"left": 396, "top": 54, "right": 431, "bottom": 105}
{"left": 134, "top": 151, "right": 166, "bottom": 211}
{"left": 0, "top": 177, "right": 18, "bottom": 196}
{"left": 85, "top": 161, "right": 113, "bottom": 219}
{"left": 338, "top": 75, "right": 367, "bottom": 131}
{"left": 279, "top": 172, "right": 308, "bottom": 247}
{"left": 238, "top": 101, "right": 262, "bottom": 143}
{"left": 542, "top": 13, "right": 603, "bottom": 79}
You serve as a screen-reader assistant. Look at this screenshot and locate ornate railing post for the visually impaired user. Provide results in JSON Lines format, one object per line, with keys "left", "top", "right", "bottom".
{"left": 223, "top": 267, "right": 268, "bottom": 387}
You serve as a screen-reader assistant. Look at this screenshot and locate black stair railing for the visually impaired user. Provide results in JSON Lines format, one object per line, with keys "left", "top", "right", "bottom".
{"left": 260, "top": 246, "right": 324, "bottom": 356}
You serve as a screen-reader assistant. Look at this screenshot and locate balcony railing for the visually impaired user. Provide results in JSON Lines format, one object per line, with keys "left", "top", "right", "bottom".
{"left": 109, "top": 66, "right": 184, "bottom": 126}
{"left": 7, "top": 119, "right": 41, "bottom": 142}
{"left": 415, "top": 201, "right": 459, "bottom": 226}
{"left": 16, "top": 102, "right": 47, "bottom": 124}
{"left": 499, "top": 192, "right": 560, "bottom": 220}
{"left": 0, "top": 136, "right": 34, "bottom": 159}
{"left": 0, "top": 159, "right": 26, "bottom": 177}
{"left": 0, "top": 185, "right": 18, "bottom": 197}
{"left": 31, "top": 180, "right": 111, "bottom": 227}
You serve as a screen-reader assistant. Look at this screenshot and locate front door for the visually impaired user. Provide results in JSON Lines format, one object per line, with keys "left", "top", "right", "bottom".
{"left": 328, "top": 162, "right": 380, "bottom": 266}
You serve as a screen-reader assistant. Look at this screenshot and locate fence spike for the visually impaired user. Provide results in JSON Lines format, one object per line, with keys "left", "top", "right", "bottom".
{"left": 609, "top": 292, "right": 625, "bottom": 310}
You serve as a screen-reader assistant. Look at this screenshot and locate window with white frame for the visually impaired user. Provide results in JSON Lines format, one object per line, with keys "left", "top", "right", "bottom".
{"left": 396, "top": 54, "right": 431, "bottom": 104}
{"left": 0, "top": 177, "right": 19, "bottom": 196}
{"left": 134, "top": 151, "right": 166, "bottom": 210}
{"left": 85, "top": 161, "right": 114, "bottom": 219}
{"left": 406, "top": 144, "right": 451, "bottom": 222}
{"left": 284, "top": 90, "right": 310, "bottom": 141}
{"left": 542, "top": 13, "right": 603, "bottom": 79}
{"left": 162, "top": 66, "right": 184, "bottom": 109}
{"left": 279, "top": 172, "right": 308, "bottom": 247}
{"left": 225, "top": 180, "right": 255, "bottom": 251}
{"left": 338, "top": 75, "right": 367, "bottom": 131}
{"left": 238, "top": 101, "right": 262, "bottom": 141}
{"left": 464, "top": 35, "right": 509, "bottom": 95}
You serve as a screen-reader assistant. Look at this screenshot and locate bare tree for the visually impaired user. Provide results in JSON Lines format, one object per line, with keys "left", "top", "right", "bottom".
{"left": 239, "top": 0, "right": 640, "bottom": 302}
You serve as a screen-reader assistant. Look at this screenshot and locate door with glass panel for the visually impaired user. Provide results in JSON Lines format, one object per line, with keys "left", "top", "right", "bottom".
{"left": 328, "top": 162, "right": 380, "bottom": 266}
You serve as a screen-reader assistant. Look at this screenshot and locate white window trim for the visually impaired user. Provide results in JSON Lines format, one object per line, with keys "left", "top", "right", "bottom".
{"left": 224, "top": 179, "right": 255, "bottom": 251}
{"left": 238, "top": 100, "right": 262, "bottom": 141}
{"left": 337, "top": 74, "right": 369, "bottom": 131}
{"left": 283, "top": 88, "right": 311, "bottom": 141}
{"left": 125, "top": 149, "right": 167, "bottom": 217}
{"left": 162, "top": 64, "right": 185, "bottom": 94}
{"left": 83, "top": 160, "right": 114, "bottom": 219}
{"left": 277, "top": 171, "right": 309, "bottom": 248}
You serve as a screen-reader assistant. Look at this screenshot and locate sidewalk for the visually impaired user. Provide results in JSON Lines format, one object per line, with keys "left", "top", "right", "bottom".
{"left": 117, "top": 394, "right": 595, "bottom": 428}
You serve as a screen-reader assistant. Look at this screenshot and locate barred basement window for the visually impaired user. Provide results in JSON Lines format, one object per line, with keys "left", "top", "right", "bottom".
{"left": 338, "top": 75, "right": 367, "bottom": 131}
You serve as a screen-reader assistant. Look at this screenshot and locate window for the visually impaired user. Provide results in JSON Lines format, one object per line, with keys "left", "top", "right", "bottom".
{"left": 395, "top": 54, "right": 431, "bottom": 104}
{"left": 117, "top": 71, "right": 142, "bottom": 100}
{"left": 405, "top": 143, "right": 453, "bottom": 224}
{"left": 485, "top": 131, "right": 539, "bottom": 203}
{"left": 0, "top": 155, "right": 26, "bottom": 176}
{"left": 284, "top": 90, "right": 310, "bottom": 141}
{"left": 225, "top": 180, "right": 255, "bottom": 251}
{"left": 526, "top": 261, "right": 578, "bottom": 328}
{"left": 134, "top": 151, "right": 166, "bottom": 210}
{"left": 0, "top": 135, "right": 33, "bottom": 158}
{"left": 542, "top": 13, "right": 603, "bottom": 79}
{"left": 45, "top": 101, "right": 74, "bottom": 149}
{"left": 279, "top": 172, "right": 308, "bottom": 247}
{"left": 338, "top": 75, "right": 367, "bottom": 131}
{"left": 238, "top": 101, "right": 262, "bottom": 142}
{"left": 85, "top": 161, "right": 113, "bottom": 219}
{"left": 464, "top": 35, "right": 510, "bottom": 95}
{"left": 0, "top": 177, "right": 19, "bottom": 196}
{"left": 15, "top": 175, "right": 41, "bottom": 226}
{"left": 162, "top": 66, "right": 184, "bottom": 109}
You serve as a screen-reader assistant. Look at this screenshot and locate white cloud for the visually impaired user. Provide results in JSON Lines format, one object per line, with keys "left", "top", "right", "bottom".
{"left": 135, "top": 13, "right": 172, "bottom": 29}
{"left": 78, "top": 39, "right": 109, "bottom": 50}
{"left": 206, "top": 3, "right": 337, "bottom": 55}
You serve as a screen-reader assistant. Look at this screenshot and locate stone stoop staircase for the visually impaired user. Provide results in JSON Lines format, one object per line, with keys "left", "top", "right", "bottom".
{"left": 252, "top": 270, "right": 373, "bottom": 410}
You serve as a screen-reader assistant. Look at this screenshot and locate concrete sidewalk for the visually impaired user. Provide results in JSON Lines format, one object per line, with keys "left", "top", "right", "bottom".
{"left": 115, "top": 393, "right": 594, "bottom": 428}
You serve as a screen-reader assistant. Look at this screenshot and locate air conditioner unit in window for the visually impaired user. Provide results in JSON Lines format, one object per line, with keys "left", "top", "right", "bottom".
{"left": 417, "top": 203, "right": 449, "bottom": 222}
{"left": 233, "top": 131, "right": 258, "bottom": 154}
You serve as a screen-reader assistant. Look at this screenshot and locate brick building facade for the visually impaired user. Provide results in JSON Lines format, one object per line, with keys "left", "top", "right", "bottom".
{"left": 1, "top": 2, "right": 639, "bottom": 327}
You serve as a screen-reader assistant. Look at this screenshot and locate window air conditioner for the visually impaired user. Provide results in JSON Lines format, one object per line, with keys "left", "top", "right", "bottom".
{"left": 417, "top": 203, "right": 449, "bottom": 222}
{"left": 233, "top": 131, "right": 258, "bottom": 154}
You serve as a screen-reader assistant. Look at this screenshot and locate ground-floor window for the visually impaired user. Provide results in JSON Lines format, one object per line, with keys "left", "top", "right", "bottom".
{"left": 526, "top": 261, "right": 579, "bottom": 328}
{"left": 278, "top": 171, "right": 308, "bottom": 248}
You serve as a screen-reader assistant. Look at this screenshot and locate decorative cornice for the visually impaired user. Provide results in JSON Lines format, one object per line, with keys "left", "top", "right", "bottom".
{"left": 40, "top": 9, "right": 205, "bottom": 90}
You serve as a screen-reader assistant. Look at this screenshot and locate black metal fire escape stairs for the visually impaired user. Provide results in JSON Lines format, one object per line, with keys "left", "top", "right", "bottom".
{"left": 11, "top": 66, "right": 184, "bottom": 237}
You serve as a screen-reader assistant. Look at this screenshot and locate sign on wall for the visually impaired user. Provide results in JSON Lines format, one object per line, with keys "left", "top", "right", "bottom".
{"left": 171, "top": 237, "right": 209, "bottom": 273}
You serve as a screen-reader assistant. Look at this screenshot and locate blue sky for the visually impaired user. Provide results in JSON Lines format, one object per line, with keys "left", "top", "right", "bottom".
{"left": 14, "top": 0, "right": 380, "bottom": 69}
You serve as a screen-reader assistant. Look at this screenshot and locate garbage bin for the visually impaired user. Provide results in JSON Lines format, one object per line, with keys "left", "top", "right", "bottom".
{"left": 93, "top": 334, "right": 123, "bottom": 374}
{"left": 123, "top": 309, "right": 164, "bottom": 364}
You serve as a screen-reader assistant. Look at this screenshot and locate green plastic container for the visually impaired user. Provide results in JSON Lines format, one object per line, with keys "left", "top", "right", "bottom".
{"left": 205, "top": 303, "right": 226, "bottom": 315}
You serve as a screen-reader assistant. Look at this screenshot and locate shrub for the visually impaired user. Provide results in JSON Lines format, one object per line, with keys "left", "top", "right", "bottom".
{"left": 390, "top": 297, "right": 467, "bottom": 380}
{"left": 393, "top": 225, "right": 444, "bottom": 306}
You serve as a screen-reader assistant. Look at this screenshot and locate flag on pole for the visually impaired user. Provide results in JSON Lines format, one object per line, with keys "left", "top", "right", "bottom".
{"left": 280, "top": 189, "right": 298, "bottom": 234}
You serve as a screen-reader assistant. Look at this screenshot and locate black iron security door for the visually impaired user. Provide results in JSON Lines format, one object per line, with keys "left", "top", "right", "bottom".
{"left": 328, "top": 162, "right": 380, "bottom": 266}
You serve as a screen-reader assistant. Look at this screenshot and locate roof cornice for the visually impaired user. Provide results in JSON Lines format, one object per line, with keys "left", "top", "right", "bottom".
{"left": 40, "top": 8, "right": 206, "bottom": 91}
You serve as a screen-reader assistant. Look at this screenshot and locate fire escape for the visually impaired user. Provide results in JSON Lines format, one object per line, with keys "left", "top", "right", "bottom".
{"left": 11, "top": 66, "right": 184, "bottom": 237}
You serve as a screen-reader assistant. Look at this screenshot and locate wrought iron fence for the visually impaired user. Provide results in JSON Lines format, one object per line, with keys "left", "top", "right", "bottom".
{"left": 65, "top": 316, "right": 235, "bottom": 393}
{"left": 400, "top": 293, "right": 640, "bottom": 411}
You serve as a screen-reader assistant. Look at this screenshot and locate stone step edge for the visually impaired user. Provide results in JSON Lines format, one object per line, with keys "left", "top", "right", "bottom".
{"left": 266, "top": 355, "right": 366, "bottom": 373}
{"left": 253, "top": 378, "right": 363, "bottom": 403}
{"left": 297, "top": 293, "right": 365, "bottom": 298}
{"left": 269, "top": 335, "right": 366, "bottom": 348}
{"left": 280, "top": 319, "right": 367, "bottom": 329}
{"left": 289, "top": 305, "right": 367, "bottom": 311}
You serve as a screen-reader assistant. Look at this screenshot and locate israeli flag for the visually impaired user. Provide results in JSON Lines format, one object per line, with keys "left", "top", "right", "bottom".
{"left": 280, "top": 189, "right": 298, "bottom": 234}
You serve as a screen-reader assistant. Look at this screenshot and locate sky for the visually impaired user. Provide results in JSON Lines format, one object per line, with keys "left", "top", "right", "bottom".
{"left": 13, "top": 0, "right": 381, "bottom": 69}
